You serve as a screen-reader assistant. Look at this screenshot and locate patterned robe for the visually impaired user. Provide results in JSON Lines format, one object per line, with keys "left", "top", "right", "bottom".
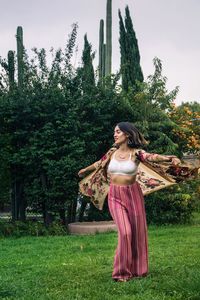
{"left": 79, "top": 147, "right": 198, "bottom": 210}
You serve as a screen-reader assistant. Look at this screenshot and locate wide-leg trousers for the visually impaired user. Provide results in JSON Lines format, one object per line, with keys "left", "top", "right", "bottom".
{"left": 108, "top": 182, "right": 148, "bottom": 280}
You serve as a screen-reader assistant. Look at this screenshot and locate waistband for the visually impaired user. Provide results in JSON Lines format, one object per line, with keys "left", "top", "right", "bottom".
{"left": 110, "top": 181, "right": 138, "bottom": 188}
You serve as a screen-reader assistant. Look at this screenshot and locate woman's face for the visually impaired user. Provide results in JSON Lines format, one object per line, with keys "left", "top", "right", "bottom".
{"left": 114, "top": 126, "right": 128, "bottom": 145}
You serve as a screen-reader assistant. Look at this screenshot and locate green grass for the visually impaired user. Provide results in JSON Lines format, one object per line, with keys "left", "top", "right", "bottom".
{"left": 0, "top": 224, "right": 200, "bottom": 300}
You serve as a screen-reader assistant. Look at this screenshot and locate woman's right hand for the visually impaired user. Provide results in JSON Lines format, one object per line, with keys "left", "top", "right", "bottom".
{"left": 171, "top": 157, "right": 181, "bottom": 166}
{"left": 78, "top": 168, "right": 87, "bottom": 178}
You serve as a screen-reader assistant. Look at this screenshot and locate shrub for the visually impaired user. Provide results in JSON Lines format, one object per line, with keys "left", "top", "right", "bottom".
{"left": 86, "top": 201, "right": 112, "bottom": 222}
{"left": 145, "top": 179, "right": 199, "bottom": 225}
{"left": 0, "top": 220, "right": 68, "bottom": 238}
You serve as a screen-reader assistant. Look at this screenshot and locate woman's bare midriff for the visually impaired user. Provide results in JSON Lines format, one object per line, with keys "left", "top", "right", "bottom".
{"left": 109, "top": 174, "right": 137, "bottom": 186}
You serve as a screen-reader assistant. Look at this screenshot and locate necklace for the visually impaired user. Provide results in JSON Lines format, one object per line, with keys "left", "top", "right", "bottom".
{"left": 118, "top": 152, "right": 129, "bottom": 159}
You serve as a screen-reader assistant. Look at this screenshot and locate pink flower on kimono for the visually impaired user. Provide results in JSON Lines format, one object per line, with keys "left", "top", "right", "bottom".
{"left": 171, "top": 166, "right": 181, "bottom": 176}
{"left": 87, "top": 188, "right": 94, "bottom": 196}
{"left": 101, "top": 154, "right": 107, "bottom": 161}
{"left": 146, "top": 178, "right": 161, "bottom": 187}
{"left": 136, "top": 151, "right": 145, "bottom": 162}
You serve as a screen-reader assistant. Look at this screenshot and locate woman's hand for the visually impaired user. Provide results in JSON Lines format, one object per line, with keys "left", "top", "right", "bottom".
{"left": 171, "top": 157, "right": 181, "bottom": 165}
{"left": 78, "top": 163, "right": 96, "bottom": 177}
{"left": 78, "top": 168, "right": 87, "bottom": 178}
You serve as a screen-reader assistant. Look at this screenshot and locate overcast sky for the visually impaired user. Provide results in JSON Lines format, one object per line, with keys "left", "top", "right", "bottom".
{"left": 1, "top": 0, "right": 200, "bottom": 105}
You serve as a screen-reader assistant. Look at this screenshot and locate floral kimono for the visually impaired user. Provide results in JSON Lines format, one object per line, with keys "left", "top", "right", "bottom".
{"left": 79, "top": 147, "right": 198, "bottom": 210}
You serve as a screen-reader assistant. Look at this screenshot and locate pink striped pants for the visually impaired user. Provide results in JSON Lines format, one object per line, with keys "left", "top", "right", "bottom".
{"left": 108, "top": 182, "right": 148, "bottom": 280}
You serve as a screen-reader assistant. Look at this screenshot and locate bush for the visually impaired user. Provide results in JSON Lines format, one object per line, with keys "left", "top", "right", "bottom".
{"left": 0, "top": 220, "right": 68, "bottom": 238}
{"left": 86, "top": 201, "right": 112, "bottom": 222}
{"left": 145, "top": 179, "right": 200, "bottom": 225}
{"left": 77, "top": 178, "right": 199, "bottom": 224}
{"left": 76, "top": 195, "right": 112, "bottom": 222}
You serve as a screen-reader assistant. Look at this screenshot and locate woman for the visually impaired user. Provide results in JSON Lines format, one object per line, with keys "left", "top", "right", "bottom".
{"left": 78, "top": 122, "right": 181, "bottom": 282}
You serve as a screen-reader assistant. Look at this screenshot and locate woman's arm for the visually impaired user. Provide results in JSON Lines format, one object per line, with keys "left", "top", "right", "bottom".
{"left": 78, "top": 162, "right": 97, "bottom": 178}
{"left": 78, "top": 157, "right": 103, "bottom": 177}
{"left": 78, "top": 147, "right": 116, "bottom": 177}
{"left": 138, "top": 150, "right": 181, "bottom": 165}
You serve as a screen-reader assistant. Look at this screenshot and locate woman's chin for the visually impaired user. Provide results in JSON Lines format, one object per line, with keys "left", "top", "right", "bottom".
{"left": 113, "top": 142, "right": 119, "bottom": 148}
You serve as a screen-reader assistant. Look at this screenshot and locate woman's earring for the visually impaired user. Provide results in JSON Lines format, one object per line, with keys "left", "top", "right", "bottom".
{"left": 128, "top": 139, "right": 132, "bottom": 145}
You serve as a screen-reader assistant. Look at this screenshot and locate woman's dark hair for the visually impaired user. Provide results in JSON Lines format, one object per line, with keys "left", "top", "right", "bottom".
{"left": 117, "top": 122, "right": 148, "bottom": 148}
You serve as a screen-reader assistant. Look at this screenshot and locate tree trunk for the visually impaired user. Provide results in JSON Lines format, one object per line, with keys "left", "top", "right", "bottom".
{"left": 59, "top": 208, "right": 66, "bottom": 225}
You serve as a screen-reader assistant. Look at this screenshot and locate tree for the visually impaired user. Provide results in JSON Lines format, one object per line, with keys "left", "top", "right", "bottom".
{"left": 80, "top": 34, "right": 95, "bottom": 93}
{"left": 0, "top": 24, "right": 81, "bottom": 224}
{"left": 147, "top": 57, "right": 179, "bottom": 110}
{"left": 121, "top": 58, "right": 180, "bottom": 155}
{"left": 118, "top": 9, "right": 129, "bottom": 91}
{"left": 168, "top": 102, "right": 200, "bottom": 154}
{"left": 0, "top": 24, "right": 135, "bottom": 224}
{"left": 119, "top": 6, "right": 143, "bottom": 92}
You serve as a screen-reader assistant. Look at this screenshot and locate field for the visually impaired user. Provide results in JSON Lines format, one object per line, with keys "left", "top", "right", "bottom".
{"left": 0, "top": 222, "right": 200, "bottom": 300}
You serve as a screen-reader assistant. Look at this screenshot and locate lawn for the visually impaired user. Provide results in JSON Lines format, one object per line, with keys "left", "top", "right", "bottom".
{"left": 0, "top": 223, "right": 200, "bottom": 300}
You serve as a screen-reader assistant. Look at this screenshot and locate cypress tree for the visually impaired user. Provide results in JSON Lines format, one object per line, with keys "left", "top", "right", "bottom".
{"left": 118, "top": 9, "right": 129, "bottom": 91}
{"left": 81, "top": 34, "right": 95, "bottom": 92}
{"left": 119, "top": 6, "right": 143, "bottom": 92}
{"left": 125, "top": 6, "right": 143, "bottom": 84}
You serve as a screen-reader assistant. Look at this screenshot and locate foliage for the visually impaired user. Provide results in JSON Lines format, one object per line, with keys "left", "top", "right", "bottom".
{"left": 0, "top": 220, "right": 67, "bottom": 237}
{"left": 0, "top": 24, "right": 82, "bottom": 223}
{"left": 146, "top": 57, "right": 179, "bottom": 110}
{"left": 122, "top": 58, "right": 180, "bottom": 156}
{"left": 0, "top": 24, "right": 136, "bottom": 223}
{"left": 145, "top": 179, "right": 200, "bottom": 225}
{"left": 78, "top": 198, "right": 112, "bottom": 222}
{"left": 168, "top": 101, "right": 200, "bottom": 153}
{"left": 0, "top": 134, "right": 10, "bottom": 210}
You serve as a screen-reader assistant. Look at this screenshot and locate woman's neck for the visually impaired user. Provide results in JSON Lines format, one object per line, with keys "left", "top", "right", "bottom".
{"left": 118, "top": 144, "right": 131, "bottom": 152}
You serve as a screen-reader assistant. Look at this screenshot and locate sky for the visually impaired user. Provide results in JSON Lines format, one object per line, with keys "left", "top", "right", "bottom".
{"left": 1, "top": 0, "right": 200, "bottom": 105}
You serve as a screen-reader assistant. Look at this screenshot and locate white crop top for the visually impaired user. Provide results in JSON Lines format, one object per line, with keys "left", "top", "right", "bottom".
{"left": 107, "top": 152, "right": 138, "bottom": 176}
